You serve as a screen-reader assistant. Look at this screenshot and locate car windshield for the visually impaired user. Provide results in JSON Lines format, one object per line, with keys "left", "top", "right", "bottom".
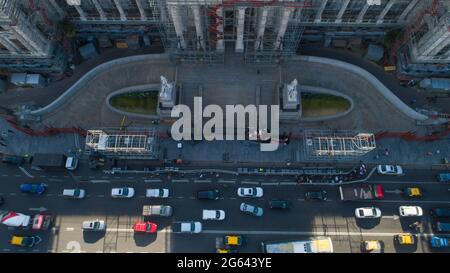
{"left": 393, "top": 166, "right": 398, "bottom": 172}
{"left": 122, "top": 188, "right": 128, "bottom": 195}
{"left": 381, "top": 166, "right": 386, "bottom": 172}
{"left": 253, "top": 207, "right": 259, "bottom": 213}
{"left": 74, "top": 189, "right": 80, "bottom": 196}
{"left": 93, "top": 222, "right": 99, "bottom": 229}
{"left": 146, "top": 223, "right": 152, "bottom": 231}
{"left": 358, "top": 209, "right": 364, "bottom": 216}
{"left": 158, "top": 190, "right": 164, "bottom": 196}
{"left": 371, "top": 209, "right": 377, "bottom": 215}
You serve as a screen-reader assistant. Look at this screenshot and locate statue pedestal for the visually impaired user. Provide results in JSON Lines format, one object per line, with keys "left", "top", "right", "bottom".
{"left": 157, "top": 76, "right": 179, "bottom": 118}
{"left": 279, "top": 79, "right": 302, "bottom": 122}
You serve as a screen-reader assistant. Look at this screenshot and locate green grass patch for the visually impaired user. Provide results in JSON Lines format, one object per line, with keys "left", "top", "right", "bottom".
{"left": 110, "top": 91, "right": 158, "bottom": 115}
{"left": 301, "top": 93, "right": 351, "bottom": 118}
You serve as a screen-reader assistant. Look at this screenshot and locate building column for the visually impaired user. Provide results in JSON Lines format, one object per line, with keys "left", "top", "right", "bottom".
{"left": 192, "top": 5, "right": 205, "bottom": 50}
{"left": 255, "top": 7, "right": 268, "bottom": 50}
{"left": 0, "top": 37, "right": 19, "bottom": 54}
{"left": 215, "top": 6, "right": 225, "bottom": 52}
{"left": 48, "top": 0, "right": 66, "bottom": 19}
{"left": 335, "top": 0, "right": 350, "bottom": 23}
{"left": 169, "top": 5, "right": 186, "bottom": 49}
{"left": 113, "top": 0, "right": 127, "bottom": 21}
{"left": 274, "top": 7, "right": 294, "bottom": 50}
{"left": 235, "top": 7, "right": 246, "bottom": 53}
{"left": 73, "top": 4, "right": 88, "bottom": 21}
{"left": 356, "top": 3, "right": 370, "bottom": 23}
{"left": 376, "top": 0, "right": 397, "bottom": 24}
{"left": 398, "top": 0, "right": 419, "bottom": 22}
{"left": 314, "top": 0, "right": 328, "bottom": 23}
{"left": 92, "top": 0, "right": 107, "bottom": 20}
{"left": 135, "top": 0, "right": 147, "bottom": 21}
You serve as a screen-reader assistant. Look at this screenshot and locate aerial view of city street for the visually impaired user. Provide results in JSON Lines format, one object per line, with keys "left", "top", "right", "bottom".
{"left": 0, "top": 0, "right": 449, "bottom": 257}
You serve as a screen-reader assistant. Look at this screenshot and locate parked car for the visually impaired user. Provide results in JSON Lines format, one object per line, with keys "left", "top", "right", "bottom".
{"left": 438, "top": 173, "right": 450, "bottom": 182}
{"left": 223, "top": 235, "right": 244, "bottom": 246}
{"left": 146, "top": 188, "right": 169, "bottom": 198}
{"left": 2, "top": 155, "right": 24, "bottom": 165}
{"left": 133, "top": 221, "right": 157, "bottom": 233}
{"left": 268, "top": 200, "right": 292, "bottom": 209}
{"left": 430, "top": 236, "right": 450, "bottom": 248}
{"left": 361, "top": 240, "right": 382, "bottom": 253}
{"left": 432, "top": 221, "right": 450, "bottom": 233}
{"left": 9, "top": 235, "right": 42, "bottom": 247}
{"left": 197, "top": 189, "right": 220, "bottom": 200}
{"left": 82, "top": 220, "right": 106, "bottom": 231}
{"left": 430, "top": 207, "right": 450, "bottom": 218}
{"left": 355, "top": 207, "right": 382, "bottom": 219}
{"left": 63, "top": 188, "right": 86, "bottom": 199}
{"left": 403, "top": 187, "right": 422, "bottom": 198}
{"left": 394, "top": 233, "right": 416, "bottom": 245}
{"left": 377, "top": 165, "right": 403, "bottom": 175}
{"left": 237, "top": 187, "right": 263, "bottom": 198}
{"left": 20, "top": 183, "right": 47, "bottom": 195}
{"left": 111, "top": 187, "right": 135, "bottom": 198}
{"left": 305, "top": 190, "right": 328, "bottom": 201}
{"left": 240, "top": 203, "right": 263, "bottom": 217}
{"left": 202, "top": 209, "right": 225, "bottom": 220}
{"left": 142, "top": 205, "right": 173, "bottom": 217}
{"left": 399, "top": 206, "right": 423, "bottom": 217}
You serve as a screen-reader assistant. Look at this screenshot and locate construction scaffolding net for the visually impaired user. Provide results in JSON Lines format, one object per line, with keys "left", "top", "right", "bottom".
{"left": 85, "top": 128, "right": 159, "bottom": 159}
{"left": 304, "top": 130, "right": 376, "bottom": 160}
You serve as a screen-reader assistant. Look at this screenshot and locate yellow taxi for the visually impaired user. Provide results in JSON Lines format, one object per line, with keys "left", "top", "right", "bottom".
{"left": 223, "top": 235, "right": 244, "bottom": 246}
{"left": 394, "top": 233, "right": 416, "bottom": 245}
{"left": 9, "top": 235, "right": 42, "bottom": 247}
{"left": 403, "top": 187, "right": 422, "bottom": 198}
{"left": 362, "top": 240, "right": 382, "bottom": 253}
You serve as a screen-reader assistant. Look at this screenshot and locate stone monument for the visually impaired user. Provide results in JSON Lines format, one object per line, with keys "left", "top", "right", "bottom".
{"left": 279, "top": 78, "right": 302, "bottom": 121}
{"left": 158, "top": 76, "right": 178, "bottom": 117}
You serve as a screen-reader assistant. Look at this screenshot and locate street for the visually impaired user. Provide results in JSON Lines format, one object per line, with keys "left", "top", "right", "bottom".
{"left": 0, "top": 164, "right": 449, "bottom": 253}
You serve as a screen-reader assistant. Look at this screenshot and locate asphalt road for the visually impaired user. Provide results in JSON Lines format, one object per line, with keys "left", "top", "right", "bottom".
{"left": 0, "top": 164, "right": 449, "bottom": 253}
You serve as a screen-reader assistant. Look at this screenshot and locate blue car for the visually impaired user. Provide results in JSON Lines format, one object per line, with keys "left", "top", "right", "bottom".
{"left": 20, "top": 183, "right": 47, "bottom": 195}
{"left": 430, "top": 236, "right": 449, "bottom": 248}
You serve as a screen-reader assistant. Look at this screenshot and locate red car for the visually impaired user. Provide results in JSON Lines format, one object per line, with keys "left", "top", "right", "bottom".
{"left": 133, "top": 221, "right": 157, "bottom": 233}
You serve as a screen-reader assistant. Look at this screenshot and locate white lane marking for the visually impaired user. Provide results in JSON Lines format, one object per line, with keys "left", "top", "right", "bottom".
{"left": 241, "top": 181, "right": 259, "bottom": 185}
{"left": 66, "top": 227, "right": 75, "bottom": 231}
{"left": 15, "top": 174, "right": 21, "bottom": 177}
{"left": 172, "top": 179, "right": 189, "bottom": 183}
{"left": 194, "top": 179, "right": 212, "bottom": 183}
{"left": 218, "top": 180, "right": 236, "bottom": 184}
{"left": 127, "top": 177, "right": 135, "bottom": 179}
{"left": 9, "top": 193, "right": 16, "bottom": 196}
{"left": 279, "top": 182, "right": 297, "bottom": 185}
{"left": 297, "top": 198, "right": 305, "bottom": 201}
{"left": 144, "top": 179, "right": 162, "bottom": 183}
{"left": 96, "top": 251, "right": 103, "bottom": 253}
{"left": 90, "top": 180, "right": 110, "bottom": 183}
{"left": 1, "top": 174, "right": 8, "bottom": 176}
{"left": 18, "top": 166, "right": 34, "bottom": 178}
{"left": 97, "top": 195, "right": 105, "bottom": 198}
{"left": 362, "top": 200, "right": 450, "bottom": 204}
{"left": 177, "top": 196, "right": 184, "bottom": 199}
{"left": 382, "top": 215, "right": 399, "bottom": 220}
{"left": 201, "top": 229, "right": 436, "bottom": 237}
{"left": 261, "top": 182, "right": 278, "bottom": 186}
{"left": 230, "top": 197, "right": 237, "bottom": 200}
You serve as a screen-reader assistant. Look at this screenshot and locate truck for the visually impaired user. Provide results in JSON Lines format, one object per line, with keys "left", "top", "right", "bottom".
{"left": 438, "top": 173, "right": 450, "bottom": 182}
{"left": 261, "top": 237, "right": 334, "bottom": 253}
{"left": 171, "top": 221, "right": 202, "bottom": 233}
{"left": 0, "top": 211, "right": 52, "bottom": 230}
{"left": 339, "top": 184, "right": 384, "bottom": 201}
{"left": 142, "top": 205, "right": 173, "bottom": 217}
{"left": 31, "top": 153, "right": 78, "bottom": 171}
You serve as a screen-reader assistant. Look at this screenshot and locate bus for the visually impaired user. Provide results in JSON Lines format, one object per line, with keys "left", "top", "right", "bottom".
{"left": 261, "top": 237, "right": 333, "bottom": 253}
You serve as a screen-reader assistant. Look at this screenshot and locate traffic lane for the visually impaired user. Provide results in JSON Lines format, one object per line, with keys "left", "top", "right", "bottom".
{"left": 369, "top": 169, "right": 442, "bottom": 183}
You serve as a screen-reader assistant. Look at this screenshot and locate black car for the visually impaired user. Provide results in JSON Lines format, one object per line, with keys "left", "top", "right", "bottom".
{"left": 2, "top": 155, "right": 24, "bottom": 165}
{"left": 269, "top": 200, "right": 292, "bottom": 209}
{"left": 197, "top": 189, "right": 220, "bottom": 200}
{"left": 305, "top": 190, "right": 328, "bottom": 201}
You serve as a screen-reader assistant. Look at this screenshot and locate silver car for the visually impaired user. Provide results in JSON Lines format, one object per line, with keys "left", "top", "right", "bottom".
{"left": 240, "top": 203, "right": 263, "bottom": 217}
{"left": 82, "top": 220, "right": 106, "bottom": 231}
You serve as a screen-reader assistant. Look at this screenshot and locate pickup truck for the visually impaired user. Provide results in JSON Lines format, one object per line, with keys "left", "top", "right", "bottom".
{"left": 171, "top": 221, "right": 202, "bottom": 233}
{"left": 142, "top": 205, "right": 173, "bottom": 217}
{"left": 438, "top": 173, "right": 450, "bottom": 182}
{"left": 339, "top": 184, "right": 384, "bottom": 201}
{"left": 0, "top": 211, "right": 52, "bottom": 230}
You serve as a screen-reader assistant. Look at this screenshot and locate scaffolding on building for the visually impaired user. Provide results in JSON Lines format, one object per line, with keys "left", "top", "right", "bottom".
{"left": 85, "top": 128, "right": 159, "bottom": 159}
{"left": 303, "top": 130, "right": 376, "bottom": 160}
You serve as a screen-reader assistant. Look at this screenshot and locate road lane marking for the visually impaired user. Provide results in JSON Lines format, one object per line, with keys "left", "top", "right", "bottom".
{"left": 3, "top": 249, "right": 10, "bottom": 251}
{"left": 9, "top": 193, "right": 16, "bottom": 196}
{"left": 91, "top": 180, "right": 110, "bottom": 183}
{"left": 32, "top": 249, "right": 39, "bottom": 252}
{"left": 194, "top": 179, "right": 212, "bottom": 183}
{"left": 15, "top": 174, "right": 21, "bottom": 177}
{"left": 230, "top": 197, "right": 237, "bottom": 200}
{"left": 66, "top": 227, "right": 75, "bottom": 231}
{"left": 96, "top": 251, "right": 103, "bottom": 253}
{"left": 48, "top": 178, "right": 63, "bottom": 182}
{"left": 297, "top": 198, "right": 305, "bottom": 201}
{"left": 189, "top": 196, "right": 196, "bottom": 199}
{"left": 361, "top": 200, "right": 450, "bottom": 204}
{"left": 201, "top": 230, "right": 436, "bottom": 237}
{"left": 127, "top": 177, "right": 135, "bottom": 179}
{"left": 1, "top": 174, "right": 8, "bottom": 176}
{"left": 218, "top": 180, "right": 236, "bottom": 184}
{"left": 172, "top": 179, "right": 189, "bottom": 183}
{"left": 279, "top": 182, "right": 297, "bottom": 185}
{"left": 144, "top": 179, "right": 162, "bottom": 183}
{"left": 241, "top": 181, "right": 259, "bottom": 185}
{"left": 97, "top": 195, "right": 105, "bottom": 198}
{"left": 177, "top": 196, "right": 184, "bottom": 199}
{"left": 46, "top": 194, "right": 53, "bottom": 197}
{"left": 382, "top": 215, "right": 399, "bottom": 220}
{"left": 18, "top": 166, "right": 34, "bottom": 178}
{"left": 261, "top": 182, "right": 278, "bottom": 186}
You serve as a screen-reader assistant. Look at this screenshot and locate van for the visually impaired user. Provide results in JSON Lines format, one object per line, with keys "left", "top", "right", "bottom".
{"left": 430, "top": 207, "right": 450, "bottom": 218}
{"left": 432, "top": 221, "right": 450, "bottom": 233}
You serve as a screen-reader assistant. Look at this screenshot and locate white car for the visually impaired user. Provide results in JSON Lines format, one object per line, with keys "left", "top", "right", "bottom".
{"left": 62, "top": 188, "right": 86, "bottom": 199}
{"left": 82, "top": 220, "right": 106, "bottom": 231}
{"left": 377, "top": 165, "right": 403, "bottom": 175}
{"left": 146, "top": 188, "right": 169, "bottom": 198}
{"left": 237, "top": 187, "right": 263, "bottom": 197}
{"left": 355, "top": 207, "right": 382, "bottom": 219}
{"left": 111, "top": 187, "right": 135, "bottom": 198}
{"left": 399, "top": 206, "right": 423, "bottom": 217}
{"left": 202, "top": 209, "right": 225, "bottom": 220}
